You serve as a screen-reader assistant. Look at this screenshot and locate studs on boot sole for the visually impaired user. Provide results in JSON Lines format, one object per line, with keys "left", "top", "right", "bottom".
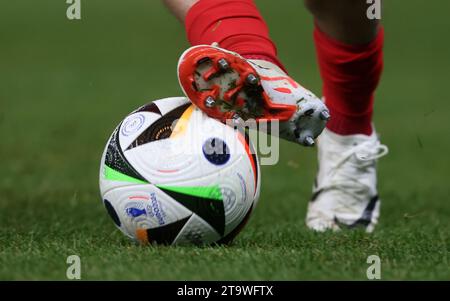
{"left": 246, "top": 74, "right": 259, "bottom": 86}
{"left": 319, "top": 110, "right": 331, "bottom": 121}
{"left": 204, "top": 96, "right": 216, "bottom": 108}
{"left": 217, "top": 59, "right": 230, "bottom": 71}
{"left": 304, "top": 136, "right": 315, "bottom": 147}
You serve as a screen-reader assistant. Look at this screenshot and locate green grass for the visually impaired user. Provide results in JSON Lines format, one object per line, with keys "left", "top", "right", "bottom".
{"left": 1, "top": 0, "right": 450, "bottom": 280}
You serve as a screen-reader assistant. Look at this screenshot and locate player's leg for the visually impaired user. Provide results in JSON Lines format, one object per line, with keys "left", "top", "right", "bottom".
{"left": 163, "top": 0, "right": 329, "bottom": 146}
{"left": 162, "top": 0, "right": 198, "bottom": 22}
{"left": 304, "top": 0, "right": 388, "bottom": 232}
{"left": 305, "top": 0, "right": 380, "bottom": 45}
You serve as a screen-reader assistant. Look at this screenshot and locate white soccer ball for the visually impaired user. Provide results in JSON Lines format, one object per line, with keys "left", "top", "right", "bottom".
{"left": 99, "top": 97, "right": 260, "bottom": 245}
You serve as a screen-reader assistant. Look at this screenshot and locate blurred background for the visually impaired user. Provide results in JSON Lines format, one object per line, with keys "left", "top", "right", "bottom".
{"left": 1, "top": 0, "right": 449, "bottom": 280}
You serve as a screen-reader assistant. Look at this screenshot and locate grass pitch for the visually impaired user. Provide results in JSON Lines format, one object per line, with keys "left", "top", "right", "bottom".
{"left": 1, "top": 0, "right": 449, "bottom": 280}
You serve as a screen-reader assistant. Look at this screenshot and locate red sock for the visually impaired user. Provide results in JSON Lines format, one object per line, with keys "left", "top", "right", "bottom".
{"left": 185, "top": 0, "right": 286, "bottom": 72}
{"left": 314, "top": 25, "right": 384, "bottom": 136}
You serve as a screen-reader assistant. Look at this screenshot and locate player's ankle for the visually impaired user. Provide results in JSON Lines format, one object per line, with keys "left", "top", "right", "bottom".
{"left": 325, "top": 112, "right": 373, "bottom": 136}
{"left": 219, "top": 35, "right": 287, "bottom": 73}
{"left": 185, "top": 0, "right": 287, "bottom": 73}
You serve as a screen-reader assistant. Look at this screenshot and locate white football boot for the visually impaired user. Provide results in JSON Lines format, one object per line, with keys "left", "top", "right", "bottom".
{"left": 177, "top": 44, "right": 329, "bottom": 146}
{"left": 306, "top": 127, "right": 388, "bottom": 232}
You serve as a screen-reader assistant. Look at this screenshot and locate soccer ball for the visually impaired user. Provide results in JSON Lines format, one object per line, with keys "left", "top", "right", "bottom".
{"left": 99, "top": 97, "right": 260, "bottom": 245}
